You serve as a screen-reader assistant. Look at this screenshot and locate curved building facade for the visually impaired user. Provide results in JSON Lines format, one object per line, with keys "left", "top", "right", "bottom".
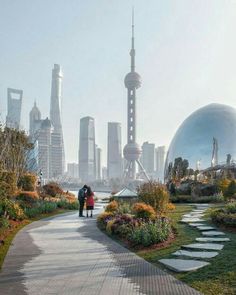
{"left": 165, "top": 103, "right": 236, "bottom": 174}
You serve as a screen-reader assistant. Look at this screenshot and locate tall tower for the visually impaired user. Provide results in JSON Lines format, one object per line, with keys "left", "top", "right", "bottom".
{"left": 107, "top": 122, "right": 122, "bottom": 179}
{"left": 29, "top": 102, "right": 41, "bottom": 136}
{"left": 123, "top": 12, "right": 149, "bottom": 181}
{"left": 79, "top": 116, "right": 96, "bottom": 182}
{"left": 6, "top": 88, "right": 23, "bottom": 129}
{"left": 49, "top": 64, "right": 65, "bottom": 177}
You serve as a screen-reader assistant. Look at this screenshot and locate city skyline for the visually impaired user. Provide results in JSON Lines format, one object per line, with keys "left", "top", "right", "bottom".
{"left": 1, "top": 1, "right": 236, "bottom": 166}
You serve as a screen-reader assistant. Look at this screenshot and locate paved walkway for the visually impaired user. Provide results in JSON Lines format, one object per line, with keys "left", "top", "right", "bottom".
{"left": 0, "top": 204, "right": 201, "bottom": 295}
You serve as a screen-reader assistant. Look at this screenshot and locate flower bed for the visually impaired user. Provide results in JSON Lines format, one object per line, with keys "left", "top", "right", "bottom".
{"left": 97, "top": 200, "right": 173, "bottom": 248}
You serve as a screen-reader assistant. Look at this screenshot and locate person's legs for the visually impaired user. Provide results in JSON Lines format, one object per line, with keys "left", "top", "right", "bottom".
{"left": 90, "top": 210, "right": 93, "bottom": 218}
{"left": 86, "top": 210, "right": 89, "bottom": 218}
{"left": 79, "top": 199, "right": 84, "bottom": 216}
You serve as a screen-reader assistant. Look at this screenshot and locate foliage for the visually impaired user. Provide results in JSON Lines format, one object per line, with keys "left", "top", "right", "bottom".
{"left": 210, "top": 203, "right": 236, "bottom": 227}
{"left": 117, "top": 201, "right": 132, "bottom": 214}
{"left": 0, "top": 127, "right": 33, "bottom": 182}
{"left": 224, "top": 180, "right": 236, "bottom": 200}
{"left": 18, "top": 173, "right": 37, "bottom": 191}
{"left": 0, "top": 198, "right": 25, "bottom": 220}
{"left": 167, "top": 202, "right": 176, "bottom": 211}
{"left": 0, "top": 216, "right": 9, "bottom": 228}
{"left": 105, "top": 200, "right": 119, "bottom": 213}
{"left": 42, "top": 182, "right": 64, "bottom": 197}
{"left": 97, "top": 212, "right": 114, "bottom": 230}
{"left": 170, "top": 194, "right": 223, "bottom": 203}
{"left": 16, "top": 191, "right": 39, "bottom": 206}
{"left": 225, "top": 202, "right": 236, "bottom": 214}
{"left": 132, "top": 202, "right": 156, "bottom": 219}
{"left": 137, "top": 181, "right": 169, "bottom": 213}
{"left": 0, "top": 171, "right": 17, "bottom": 198}
{"left": 24, "top": 201, "right": 57, "bottom": 218}
{"left": 109, "top": 214, "right": 138, "bottom": 237}
{"left": 56, "top": 200, "right": 79, "bottom": 210}
{"left": 216, "top": 179, "right": 231, "bottom": 195}
{"left": 128, "top": 218, "right": 172, "bottom": 247}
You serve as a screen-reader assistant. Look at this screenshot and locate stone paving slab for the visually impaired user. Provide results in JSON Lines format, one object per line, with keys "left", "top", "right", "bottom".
{"left": 0, "top": 209, "right": 202, "bottom": 295}
{"left": 189, "top": 223, "right": 205, "bottom": 227}
{"left": 159, "top": 259, "right": 209, "bottom": 273}
{"left": 173, "top": 250, "right": 219, "bottom": 259}
{"left": 196, "top": 237, "right": 230, "bottom": 242}
{"left": 182, "top": 243, "right": 224, "bottom": 251}
{"left": 197, "top": 226, "right": 215, "bottom": 231}
{"left": 202, "top": 231, "right": 226, "bottom": 236}
{"left": 181, "top": 218, "right": 204, "bottom": 223}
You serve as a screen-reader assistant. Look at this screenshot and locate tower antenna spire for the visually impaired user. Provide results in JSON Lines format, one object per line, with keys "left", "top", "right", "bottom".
{"left": 131, "top": 7, "right": 135, "bottom": 72}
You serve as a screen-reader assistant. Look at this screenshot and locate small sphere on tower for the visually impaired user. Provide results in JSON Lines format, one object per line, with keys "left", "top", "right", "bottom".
{"left": 123, "top": 143, "right": 142, "bottom": 161}
{"left": 124, "top": 72, "right": 142, "bottom": 89}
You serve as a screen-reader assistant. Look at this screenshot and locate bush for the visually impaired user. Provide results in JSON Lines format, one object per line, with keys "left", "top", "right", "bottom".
{"left": 24, "top": 201, "right": 57, "bottom": 218}
{"left": 0, "top": 216, "right": 9, "bottom": 228}
{"left": 105, "top": 200, "right": 119, "bottom": 213}
{"left": 137, "top": 181, "right": 169, "bottom": 213}
{"left": 224, "top": 180, "right": 236, "bottom": 200}
{"left": 167, "top": 203, "right": 176, "bottom": 211}
{"left": 117, "top": 201, "right": 131, "bottom": 214}
{"left": 226, "top": 202, "right": 236, "bottom": 214}
{"left": 109, "top": 214, "right": 137, "bottom": 237}
{"left": 170, "top": 194, "right": 223, "bottom": 203}
{"left": 42, "top": 182, "right": 63, "bottom": 197}
{"left": 57, "top": 199, "right": 79, "bottom": 210}
{"left": 18, "top": 173, "right": 37, "bottom": 191}
{"left": 97, "top": 212, "right": 114, "bottom": 230}
{"left": 0, "top": 171, "right": 17, "bottom": 197}
{"left": 0, "top": 198, "right": 25, "bottom": 220}
{"left": 128, "top": 218, "right": 172, "bottom": 247}
{"left": 132, "top": 202, "right": 156, "bottom": 219}
{"left": 16, "top": 191, "right": 39, "bottom": 205}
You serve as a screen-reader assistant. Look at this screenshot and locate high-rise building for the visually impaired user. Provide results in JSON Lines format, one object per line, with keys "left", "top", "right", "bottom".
{"left": 107, "top": 122, "right": 122, "bottom": 179}
{"left": 141, "top": 142, "right": 155, "bottom": 178}
{"left": 6, "top": 88, "right": 23, "bottom": 129}
{"left": 96, "top": 146, "right": 102, "bottom": 180}
{"left": 29, "top": 102, "right": 41, "bottom": 136}
{"left": 123, "top": 12, "right": 149, "bottom": 182}
{"left": 67, "top": 163, "right": 79, "bottom": 179}
{"left": 49, "top": 64, "right": 65, "bottom": 177}
{"left": 79, "top": 116, "right": 96, "bottom": 182}
{"left": 156, "top": 146, "right": 165, "bottom": 182}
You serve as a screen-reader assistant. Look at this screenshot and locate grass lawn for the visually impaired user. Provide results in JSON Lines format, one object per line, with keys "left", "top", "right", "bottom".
{"left": 0, "top": 209, "right": 71, "bottom": 269}
{"left": 136, "top": 204, "right": 236, "bottom": 295}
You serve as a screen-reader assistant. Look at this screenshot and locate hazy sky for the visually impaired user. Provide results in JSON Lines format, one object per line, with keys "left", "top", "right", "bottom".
{"left": 1, "top": 0, "right": 236, "bottom": 166}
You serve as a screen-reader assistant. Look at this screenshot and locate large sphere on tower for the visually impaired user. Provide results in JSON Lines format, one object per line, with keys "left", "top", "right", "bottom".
{"left": 123, "top": 143, "right": 141, "bottom": 161}
{"left": 124, "top": 72, "right": 142, "bottom": 89}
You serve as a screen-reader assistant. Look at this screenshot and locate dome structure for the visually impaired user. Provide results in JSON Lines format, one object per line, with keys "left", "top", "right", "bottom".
{"left": 165, "top": 103, "right": 236, "bottom": 172}
{"left": 123, "top": 142, "right": 141, "bottom": 161}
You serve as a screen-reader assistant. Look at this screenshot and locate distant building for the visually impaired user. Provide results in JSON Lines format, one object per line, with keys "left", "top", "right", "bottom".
{"left": 49, "top": 64, "right": 65, "bottom": 178}
{"left": 96, "top": 146, "right": 102, "bottom": 180}
{"left": 67, "top": 163, "right": 79, "bottom": 179}
{"left": 141, "top": 142, "right": 155, "bottom": 178}
{"left": 107, "top": 122, "right": 122, "bottom": 179}
{"left": 102, "top": 166, "right": 108, "bottom": 180}
{"left": 156, "top": 146, "right": 165, "bottom": 182}
{"left": 79, "top": 116, "right": 96, "bottom": 182}
{"left": 29, "top": 102, "right": 41, "bottom": 136}
{"left": 6, "top": 88, "right": 23, "bottom": 129}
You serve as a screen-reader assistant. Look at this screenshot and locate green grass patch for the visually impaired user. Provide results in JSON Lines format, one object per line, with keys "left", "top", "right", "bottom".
{"left": 0, "top": 209, "right": 71, "bottom": 269}
{"left": 136, "top": 204, "right": 236, "bottom": 295}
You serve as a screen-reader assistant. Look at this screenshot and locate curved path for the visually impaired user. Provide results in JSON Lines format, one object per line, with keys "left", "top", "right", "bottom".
{"left": 0, "top": 205, "right": 201, "bottom": 295}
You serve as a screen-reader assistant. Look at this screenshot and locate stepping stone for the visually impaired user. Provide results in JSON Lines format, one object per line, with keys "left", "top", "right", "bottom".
{"left": 197, "top": 226, "right": 215, "bottom": 231}
{"left": 192, "top": 209, "right": 206, "bottom": 212}
{"left": 159, "top": 259, "right": 209, "bottom": 272}
{"left": 173, "top": 250, "right": 219, "bottom": 259}
{"left": 182, "top": 243, "right": 224, "bottom": 251}
{"left": 181, "top": 218, "right": 204, "bottom": 223}
{"left": 196, "top": 237, "right": 230, "bottom": 242}
{"left": 183, "top": 214, "right": 204, "bottom": 218}
{"left": 202, "top": 231, "right": 225, "bottom": 236}
{"left": 189, "top": 223, "right": 205, "bottom": 227}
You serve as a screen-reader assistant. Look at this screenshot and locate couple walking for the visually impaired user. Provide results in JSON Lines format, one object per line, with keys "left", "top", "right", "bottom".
{"left": 78, "top": 185, "right": 94, "bottom": 218}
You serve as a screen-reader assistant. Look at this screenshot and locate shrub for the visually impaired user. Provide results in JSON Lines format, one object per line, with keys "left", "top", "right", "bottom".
{"left": 16, "top": 191, "right": 39, "bottom": 205}
{"left": 0, "top": 198, "right": 25, "bottom": 220}
{"left": 224, "top": 180, "right": 236, "bottom": 200}
{"left": 105, "top": 200, "right": 119, "bottom": 213}
{"left": 0, "top": 171, "right": 17, "bottom": 197}
{"left": 167, "top": 203, "right": 176, "bottom": 211}
{"left": 18, "top": 173, "right": 37, "bottom": 191}
{"left": 57, "top": 199, "right": 79, "bottom": 210}
{"left": 0, "top": 216, "right": 9, "bottom": 228}
{"left": 24, "top": 201, "right": 57, "bottom": 218}
{"left": 97, "top": 212, "right": 114, "bottom": 230}
{"left": 109, "top": 214, "right": 137, "bottom": 237}
{"left": 226, "top": 202, "right": 236, "bottom": 214}
{"left": 137, "top": 181, "right": 169, "bottom": 213}
{"left": 42, "top": 182, "right": 63, "bottom": 197}
{"left": 132, "top": 202, "right": 156, "bottom": 219}
{"left": 117, "top": 201, "right": 131, "bottom": 214}
{"left": 128, "top": 218, "right": 172, "bottom": 247}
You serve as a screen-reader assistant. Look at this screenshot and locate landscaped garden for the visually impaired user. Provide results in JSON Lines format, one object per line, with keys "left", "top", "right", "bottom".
{"left": 97, "top": 180, "right": 236, "bottom": 295}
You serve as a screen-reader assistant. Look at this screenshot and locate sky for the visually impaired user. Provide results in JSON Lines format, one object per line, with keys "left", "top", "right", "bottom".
{"left": 1, "top": 0, "right": 236, "bottom": 167}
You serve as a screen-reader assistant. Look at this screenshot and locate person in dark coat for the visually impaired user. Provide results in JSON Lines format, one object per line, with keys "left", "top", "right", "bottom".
{"left": 78, "top": 185, "right": 88, "bottom": 217}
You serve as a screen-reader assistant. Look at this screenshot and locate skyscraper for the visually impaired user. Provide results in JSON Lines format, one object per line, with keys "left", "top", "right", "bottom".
{"left": 6, "top": 88, "right": 23, "bottom": 129}
{"left": 156, "top": 146, "right": 166, "bottom": 182}
{"left": 79, "top": 116, "right": 96, "bottom": 182}
{"left": 141, "top": 142, "right": 155, "bottom": 178}
{"left": 96, "top": 146, "right": 102, "bottom": 181}
{"left": 49, "top": 64, "right": 65, "bottom": 177}
{"left": 67, "top": 163, "right": 79, "bottom": 179}
{"left": 29, "top": 102, "right": 41, "bottom": 136}
{"left": 123, "top": 12, "right": 149, "bottom": 181}
{"left": 107, "top": 122, "right": 122, "bottom": 179}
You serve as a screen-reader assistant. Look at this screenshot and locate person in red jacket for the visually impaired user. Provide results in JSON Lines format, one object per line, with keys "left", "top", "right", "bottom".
{"left": 85, "top": 186, "right": 95, "bottom": 218}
